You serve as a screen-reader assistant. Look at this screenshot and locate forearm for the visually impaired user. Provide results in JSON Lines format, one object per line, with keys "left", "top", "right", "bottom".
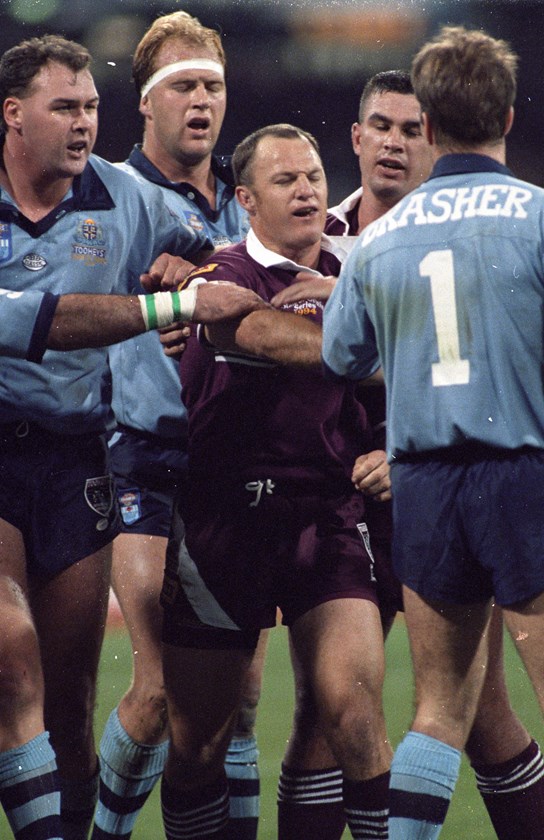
{"left": 206, "top": 309, "right": 323, "bottom": 369}
{"left": 47, "top": 294, "right": 145, "bottom": 350}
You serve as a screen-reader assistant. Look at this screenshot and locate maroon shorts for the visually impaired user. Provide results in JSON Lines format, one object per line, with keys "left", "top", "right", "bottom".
{"left": 161, "top": 478, "right": 395, "bottom": 650}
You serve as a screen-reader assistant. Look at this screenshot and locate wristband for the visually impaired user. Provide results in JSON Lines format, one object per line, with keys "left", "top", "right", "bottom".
{"left": 138, "top": 289, "right": 197, "bottom": 330}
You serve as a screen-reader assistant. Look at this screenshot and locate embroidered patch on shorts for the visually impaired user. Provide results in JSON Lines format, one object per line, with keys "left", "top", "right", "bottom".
{"left": 85, "top": 475, "right": 113, "bottom": 516}
{"left": 356, "top": 521, "right": 377, "bottom": 582}
{"left": 118, "top": 489, "right": 142, "bottom": 525}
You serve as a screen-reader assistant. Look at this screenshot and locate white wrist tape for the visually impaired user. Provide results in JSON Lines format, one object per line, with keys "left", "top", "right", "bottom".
{"left": 138, "top": 289, "right": 197, "bottom": 331}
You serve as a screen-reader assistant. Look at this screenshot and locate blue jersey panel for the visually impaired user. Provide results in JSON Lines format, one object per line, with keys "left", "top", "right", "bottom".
{"left": 323, "top": 156, "right": 544, "bottom": 457}
{"left": 0, "top": 155, "right": 206, "bottom": 433}
{"left": 109, "top": 153, "right": 249, "bottom": 439}
{"left": 0, "top": 288, "right": 55, "bottom": 360}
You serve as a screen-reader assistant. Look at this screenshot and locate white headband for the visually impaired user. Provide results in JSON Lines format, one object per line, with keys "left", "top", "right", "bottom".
{"left": 140, "top": 59, "right": 225, "bottom": 99}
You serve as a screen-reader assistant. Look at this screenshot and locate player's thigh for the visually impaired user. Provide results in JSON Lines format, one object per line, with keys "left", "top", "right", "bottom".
{"left": 503, "top": 589, "right": 544, "bottom": 714}
{"left": 111, "top": 532, "right": 168, "bottom": 655}
{"left": 32, "top": 543, "right": 112, "bottom": 699}
{"left": 0, "top": 516, "right": 28, "bottom": 589}
{"left": 290, "top": 597, "right": 386, "bottom": 717}
{"left": 163, "top": 642, "right": 254, "bottom": 753}
{"left": 403, "top": 585, "right": 492, "bottom": 748}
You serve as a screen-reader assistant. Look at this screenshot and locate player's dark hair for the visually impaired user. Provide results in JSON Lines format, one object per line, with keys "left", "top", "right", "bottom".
{"left": 0, "top": 35, "right": 91, "bottom": 134}
{"left": 411, "top": 25, "right": 517, "bottom": 147}
{"left": 358, "top": 70, "right": 413, "bottom": 122}
{"left": 232, "top": 123, "right": 321, "bottom": 187}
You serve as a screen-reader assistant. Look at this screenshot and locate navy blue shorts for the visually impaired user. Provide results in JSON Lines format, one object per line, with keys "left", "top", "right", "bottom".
{"left": 109, "top": 429, "right": 187, "bottom": 537}
{"left": 0, "top": 423, "right": 120, "bottom": 580}
{"left": 391, "top": 447, "right": 544, "bottom": 606}
{"left": 161, "top": 478, "right": 386, "bottom": 650}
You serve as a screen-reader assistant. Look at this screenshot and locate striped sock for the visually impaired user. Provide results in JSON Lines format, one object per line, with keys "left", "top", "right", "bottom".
{"left": 60, "top": 769, "right": 99, "bottom": 840}
{"left": 344, "top": 772, "right": 389, "bottom": 839}
{"left": 389, "top": 731, "right": 461, "bottom": 839}
{"left": 91, "top": 708, "right": 168, "bottom": 839}
{"left": 0, "top": 731, "right": 62, "bottom": 840}
{"left": 224, "top": 736, "right": 260, "bottom": 839}
{"left": 473, "top": 739, "right": 544, "bottom": 840}
{"left": 277, "top": 764, "right": 345, "bottom": 839}
{"left": 161, "top": 773, "right": 229, "bottom": 839}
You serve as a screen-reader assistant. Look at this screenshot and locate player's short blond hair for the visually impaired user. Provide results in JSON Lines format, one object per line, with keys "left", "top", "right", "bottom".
{"left": 411, "top": 25, "right": 517, "bottom": 148}
{"left": 133, "top": 11, "right": 225, "bottom": 97}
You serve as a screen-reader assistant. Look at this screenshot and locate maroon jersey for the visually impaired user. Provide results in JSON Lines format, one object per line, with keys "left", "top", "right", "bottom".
{"left": 180, "top": 239, "right": 372, "bottom": 490}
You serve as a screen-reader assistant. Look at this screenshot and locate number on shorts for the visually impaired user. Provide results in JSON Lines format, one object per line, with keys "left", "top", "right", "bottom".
{"left": 420, "top": 249, "right": 470, "bottom": 387}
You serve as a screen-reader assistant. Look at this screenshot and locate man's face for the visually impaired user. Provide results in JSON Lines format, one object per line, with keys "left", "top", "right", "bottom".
{"left": 8, "top": 60, "right": 98, "bottom": 180}
{"left": 237, "top": 135, "right": 327, "bottom": 260}
{"left": 352, "top": 90, "right": 432, "bottom": 205}
{"left": 140, "top": 38, "right": 226, "bottom": 167}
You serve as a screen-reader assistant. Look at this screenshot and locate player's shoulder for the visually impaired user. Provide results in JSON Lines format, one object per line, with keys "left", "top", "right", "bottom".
{"left": 90, "top": 156, "right": 159, "bottom": 200}
{"left": 180, "top": 241, "right": 251, "bottom": 287}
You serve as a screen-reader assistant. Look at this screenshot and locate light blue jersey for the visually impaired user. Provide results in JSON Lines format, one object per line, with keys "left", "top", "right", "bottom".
{"left": 0, "top": 154, "right": 206, "bottom": 434}
{"left": 109, "top": 146, "right": 249, "bottom": 439}
{"left": 0, "top": 288, "right": 57, "bottom": 361}
{"left": 322, "top": 155, "right": 544, "bottom": 458}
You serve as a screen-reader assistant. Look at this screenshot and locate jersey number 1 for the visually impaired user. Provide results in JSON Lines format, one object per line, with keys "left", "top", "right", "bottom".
{"left": 420, "top": 249, "right": 470, "bottom": 387}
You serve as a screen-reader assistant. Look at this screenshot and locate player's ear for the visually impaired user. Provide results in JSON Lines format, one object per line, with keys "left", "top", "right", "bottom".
{"left": 4, "top": 97, "right": 23, "bottom": 133}
{"left": 139, "top": 93, "right": 152, "bottom": 119}
{"left": 504, "top": 106, "right": 514, "bottom": 137}
{"left": 351, "top": 122, "right": 362, "bottom": 155}
{"left": 236, "top": 185, "right": 256, "bottom": 215}
{"left": 422, "top": 112, "right": 434, "bottom": 146}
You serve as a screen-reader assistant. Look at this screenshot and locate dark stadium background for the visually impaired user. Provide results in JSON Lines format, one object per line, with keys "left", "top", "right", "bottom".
{"left": 1, "top": 0, "right": 543, "bottom": 203}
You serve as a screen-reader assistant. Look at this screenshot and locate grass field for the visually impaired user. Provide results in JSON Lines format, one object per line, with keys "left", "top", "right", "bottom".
{"left": 0, "top": 617, "right": 541, "bottom": 838}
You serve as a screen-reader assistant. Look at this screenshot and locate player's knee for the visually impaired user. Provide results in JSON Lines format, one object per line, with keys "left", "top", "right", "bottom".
{"left": 0, "top": 622, "right": 42, "bottom": 712}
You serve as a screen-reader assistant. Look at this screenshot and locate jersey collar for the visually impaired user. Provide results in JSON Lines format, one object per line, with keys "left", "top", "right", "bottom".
{"left": 126, "top": 144, "right": 235, "bottom": 222}
{"left": 0, "top": 156, "right": 115, "bottom": 236}
{"left": 245, "top": 227, "right": 327, "bottom": 276}
{"left": 428, "top": 153, "right": 513, "bottom": 181}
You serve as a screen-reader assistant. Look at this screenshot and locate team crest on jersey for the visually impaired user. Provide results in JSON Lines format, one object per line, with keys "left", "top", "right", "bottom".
{"left": 182, "top": 210, "right": 205, "bottom": 232}
{"left": 0, "top": 222, "right": 12, "bottom": 262}
{"left": 72, "top": 217, "right": 107, "bottom": 265}
{"left": 117, "top": 489, "right": 142, "bottom": 526}
{"left": 22, "top": 253, "right": 47, "bottom": 271}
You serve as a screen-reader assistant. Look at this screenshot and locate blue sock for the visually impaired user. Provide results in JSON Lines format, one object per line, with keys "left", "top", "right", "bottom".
{"left": 0, "top": 731, "right": 62, "bottom": 840}
{"left": 91, "top": 708, "right": 168, "bottom": 839}
{"left": 60, "top": 769, "right": 99, "bottom": 840}
{"left": 389, "top": 731, "right": 461, "bottom": 839}
{"left": 224, "top": 736, "right": 260, "bottom": 839}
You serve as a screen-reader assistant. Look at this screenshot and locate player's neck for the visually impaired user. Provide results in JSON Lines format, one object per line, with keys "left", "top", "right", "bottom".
{"left": 279, "top": 240, "right": 322, "bottom": 270}
{"left": 0, "top": 143, "right": 72, "bottom": 222}
{"left": 142, "top": 142, "right": 217, "bottom": 209}
{"left": 358, "top": 192, "right": 395, "bottom": 233}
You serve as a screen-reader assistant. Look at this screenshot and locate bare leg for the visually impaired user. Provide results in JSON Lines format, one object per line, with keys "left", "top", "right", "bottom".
{"left": 0, "top": 519, "right": 63, "bottom": 838}
{"left": 33, "top": 544, "right": 111, "bottom": 840}
{"left": 288, "top": 599, "right": 392, "bottom": 840}
{"left": 113, "top": 533, "right": 169, "bottom": 744}
{"left": 161, "top": 643, "right": 253, "bottom": 838}
{"left": 33, "top": 544, "right": 112, "bottom": 779}
{"left": 389, "top": 587, "right": 492, "bottom": 840}
{"left": 503, "top": 590, "right": 544, "bottom": 715}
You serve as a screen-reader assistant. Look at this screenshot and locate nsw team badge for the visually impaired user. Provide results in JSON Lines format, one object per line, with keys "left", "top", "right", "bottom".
{"left": 85, "top": 475, "right": 114, "bottom": 531}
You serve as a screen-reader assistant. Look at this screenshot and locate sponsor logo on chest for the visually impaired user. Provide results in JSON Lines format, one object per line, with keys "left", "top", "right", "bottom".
{"left": 72, "top": 217, "right": 107, "bottom": 265}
